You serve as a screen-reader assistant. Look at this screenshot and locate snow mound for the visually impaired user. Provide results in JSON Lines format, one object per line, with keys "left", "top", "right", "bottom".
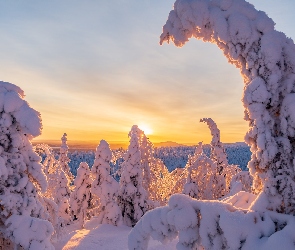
{"left": 129, "top": 194, "right": 295, "bottom": 250}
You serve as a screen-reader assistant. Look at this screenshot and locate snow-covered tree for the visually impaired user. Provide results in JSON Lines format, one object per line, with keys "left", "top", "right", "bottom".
{"left": 91, "top": 140, "right": 121, "bottom": 226}
{"left": 230, "top": 171, "right": 253, "bottom": 195}
{"left": 127, "top": 125, "right": 172, "bottom": 207}
{"left": 35, "top": 143, "right": 73, "bottom": 235}
{"left": 147, "top": 158, "right": 171, "bottom": 206}
{"left": 160, "top": 0, "right": 295, "bottom": 214}
{"left": 169, "top": 167, "right": 188, "bottom": 196}
{"left": 70, "top": 162, "right": 92, "bottom": 228}
{"left": 58, "top": 196, "right": 72, "bottom": 226}
{"left": 128, "top": 126, "right": 155, "bottom": 201}
{"left": 35, "top": 144, "right": 60, "bottom": 200}
{"left": 118, "top": 132, "right": 150, "bottom": 227}
{"left": 59, "top": 133, "right": 73, "bottom": 182}
{"left": 200, "top": 118, "right": 228, "bottom": 173}
{"left": 0, "top": 81, "right": 53, "bottom": 249}
{"left": 183, "top": 142, "right": 225, "bottom": 199}
{"left": 221, "top": 164, "right": 242, "bottom": 194}
{"left": 55, "top": 170, "right": 71, "bottom": 205}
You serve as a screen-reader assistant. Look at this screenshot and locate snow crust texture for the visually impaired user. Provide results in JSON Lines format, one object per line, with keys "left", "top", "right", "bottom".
{"left": 160, "top": 0, "right": 295, "bottom": 215}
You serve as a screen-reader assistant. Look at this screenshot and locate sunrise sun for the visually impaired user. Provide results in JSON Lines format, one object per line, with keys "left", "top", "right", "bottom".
{"left": 138, "top": 124, "right": 153, "bottom": 135}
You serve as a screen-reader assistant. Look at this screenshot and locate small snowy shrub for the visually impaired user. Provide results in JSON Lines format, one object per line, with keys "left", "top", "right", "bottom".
{"left": 230, "top": 171, "right": 253, "bottom": 195}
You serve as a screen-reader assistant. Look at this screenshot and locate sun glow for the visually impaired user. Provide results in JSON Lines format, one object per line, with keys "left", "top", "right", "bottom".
{"left": 138, "top": 124, "right": 153, "bottom": 135}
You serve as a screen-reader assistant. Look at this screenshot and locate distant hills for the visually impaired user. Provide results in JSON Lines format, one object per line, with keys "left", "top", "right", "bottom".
{"left": 153, "top": 141, "right": 187, "bottom": 147}
{"left": 32, "top": 140, "right": 247, "bottom": 150}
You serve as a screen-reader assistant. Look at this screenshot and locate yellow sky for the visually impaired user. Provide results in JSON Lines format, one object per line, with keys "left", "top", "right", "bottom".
{"left": 1, "top": 1, "right": 292, "bottom": 146}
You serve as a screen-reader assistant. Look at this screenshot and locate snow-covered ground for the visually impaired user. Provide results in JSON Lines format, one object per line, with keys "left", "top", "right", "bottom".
{"left": 54, "top": 218, "right": 177, "bottom": 250}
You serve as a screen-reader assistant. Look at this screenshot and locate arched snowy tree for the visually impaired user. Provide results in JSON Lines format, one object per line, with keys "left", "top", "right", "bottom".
{"left": 0, "top": 81, "right": 53, "bottom": 249}
{"left": 70, "top": 162, "right": 93, "bottom": 228}
{"left": 200, "top": 118, "right": 228, "bottom": 173}
{"left": 118, "top": 131, "right": 151, "bottom": 227}
{"left": 91, "top": 140, "right": 122, "bottom": 226}
{"left": 59, "top": 133, "right": 73, "bottom": 182}
{"left": 160, "top": 0, "right": 295, "bottom": 214}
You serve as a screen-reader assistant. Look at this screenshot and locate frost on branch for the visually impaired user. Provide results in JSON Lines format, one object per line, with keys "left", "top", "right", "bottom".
{"left": 118, "top": 129, "right": 151, "bottom": 227}
{"left": 160, "top": 0, "right": 295, "bottom": 214}
{"left": 0, "top": 81, "right": 53, "bottom": 249}
{"left": 91, "top": 140, "right": 122, "bottom": 226}
{"left": 183, "top": 142, "right": 225, "bottom": 199}
{"left": 129, "top": 194, "right": 295, "bottom": 250}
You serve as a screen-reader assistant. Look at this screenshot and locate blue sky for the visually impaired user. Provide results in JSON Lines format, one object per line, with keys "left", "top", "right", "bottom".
{"left": 1, "top": 0, "right": 294, "bottom": 144}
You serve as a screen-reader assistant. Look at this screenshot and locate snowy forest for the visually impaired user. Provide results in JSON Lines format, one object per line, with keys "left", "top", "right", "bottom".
{"left": 2, "top": 0, "right": 295, "bottom": 249}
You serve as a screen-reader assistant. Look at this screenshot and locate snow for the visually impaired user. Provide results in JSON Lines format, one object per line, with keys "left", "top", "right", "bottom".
{"left": 129, "top": 193, "right": 295, "bottom": 250}
{"left": 56, "top": 219, "right": 177, "bottom": 250}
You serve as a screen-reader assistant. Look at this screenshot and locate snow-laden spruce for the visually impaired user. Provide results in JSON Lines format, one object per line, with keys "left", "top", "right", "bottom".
{"left": 91, "top": 140, "right": 122, "bottom": 226}
{"left": 70, "top": 162, "right": 93, "bottom": 228}
{"left": 55, "top": 169, "right": 71, "bottom": 222}
{"left": 118, "top": 129, "right": 151, "bottom": 227}
{"left": 160, "top": 0, "right": 295, "bottom": 214}
{"left": 59, "top": 133, "right": 73, "bottom": 182}
{"left": 128, "top": 125, "right": 172, "bottom": 206}
{"left": 0, "top": 81, "right": 53, "bottom": 249}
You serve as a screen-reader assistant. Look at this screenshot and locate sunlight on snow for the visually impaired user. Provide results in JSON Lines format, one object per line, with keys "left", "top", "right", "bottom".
{"left": 62, "top": 229, "right": 91, "bottom": 250}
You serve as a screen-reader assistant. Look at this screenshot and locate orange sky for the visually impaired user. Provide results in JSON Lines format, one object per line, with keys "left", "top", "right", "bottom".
{"left": 1, "top": 1, "right": 293, "bottom": 146}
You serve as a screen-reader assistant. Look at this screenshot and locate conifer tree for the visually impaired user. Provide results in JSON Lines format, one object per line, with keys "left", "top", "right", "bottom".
{"left": 91, "top": 140, "right": 121, "bottom": 225}
{"left": 118, "top": 132, "right": 150, "bottom": 227}
{"left": 59, "top": 133, "right": 73, "bottom": 182}
{"left": 70, "top": 162, "right": 93, "bottom": 228}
